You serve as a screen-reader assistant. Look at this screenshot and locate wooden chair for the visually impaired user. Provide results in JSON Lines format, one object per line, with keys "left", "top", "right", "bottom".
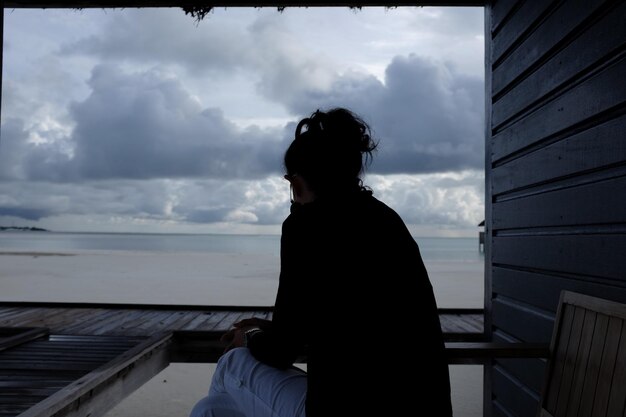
{"left": 536, "top": 290, "right": 626, "bottom": 417}
{"left": 447, "top": 290, "right": 626, "bottom": 417}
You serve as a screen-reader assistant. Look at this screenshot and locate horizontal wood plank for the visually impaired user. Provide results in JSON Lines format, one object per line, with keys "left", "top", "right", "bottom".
{"left": 493, "top": 2, "right": 626, "bottom": 128}
{"left": 493, "top": 235, "right": 626, "bottom": 282}
{"left": 490, "top": 0, "right": 518, "bottom": 34}
{"left": 492, "top": 331, "right": 547, "bottom": 393}
{"left": 491, "top": 364, "right": 541, "bottom": 417}
{"left": 492, "top": 0, "right": 608, "bottom": 96}
{"left": 492, "top": 112, "right": 626, "bottom": 195}
{"left": 492, "top": 54, "right": 626, "bottom": 162}
{"left": 491, "top": 0, "right": 553, "bottom": 65}
{"left": 492, "top": 297, "right": 555, "bottom": 343}
{"left": 493, "top": 175, "right": 626, "bottom": 229}
{"left": 492, "top": 267, "right": 626, "bottom": 313}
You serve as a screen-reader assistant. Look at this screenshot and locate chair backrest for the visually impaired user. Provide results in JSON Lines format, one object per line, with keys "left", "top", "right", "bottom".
{"left": 540, "top": 291, "right": 626, "bottom": 417}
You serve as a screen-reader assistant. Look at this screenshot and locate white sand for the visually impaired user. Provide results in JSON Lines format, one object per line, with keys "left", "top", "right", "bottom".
{"left": 0, "top": 250, "right": 484, "bottom": 416}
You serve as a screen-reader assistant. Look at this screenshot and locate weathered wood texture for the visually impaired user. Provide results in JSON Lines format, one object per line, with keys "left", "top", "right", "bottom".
{"left": 0, "top": 332, "right": 163, "bottom": 417}
{"left": 0, "top": 304, "right": 272, "bottom": 336}
{"left": 0, "top": 303, "right": 483, "bottom": 338}
{"left": 540, "top": 292, "right": 626, "bottom": 417}
{"left": 487, "top": 292, "right": 626, "bottom": 417}
{"left": 0, "top": 304, "right": 484, "bottom": 416}
{"left": 485, "top": 1, "right": 626, "bottom": 416}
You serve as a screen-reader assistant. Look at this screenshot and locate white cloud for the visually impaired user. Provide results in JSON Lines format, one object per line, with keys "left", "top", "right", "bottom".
{"left": 367, "top": 171, "right": 484, "bottom": 230}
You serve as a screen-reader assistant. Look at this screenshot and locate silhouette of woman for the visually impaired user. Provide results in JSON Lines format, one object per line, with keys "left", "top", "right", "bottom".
{"left": 190, "top": 107, "right": 453, "bottom": 417}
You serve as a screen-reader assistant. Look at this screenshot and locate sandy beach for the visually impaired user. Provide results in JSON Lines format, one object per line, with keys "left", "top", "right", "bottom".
{"left": 0, "top": 249, "right": 484, "bottom": 416}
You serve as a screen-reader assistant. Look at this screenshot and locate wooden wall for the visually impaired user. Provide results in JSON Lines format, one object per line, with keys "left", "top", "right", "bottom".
{"left": 485, "top": 0, "right": 626, "bottom": 416}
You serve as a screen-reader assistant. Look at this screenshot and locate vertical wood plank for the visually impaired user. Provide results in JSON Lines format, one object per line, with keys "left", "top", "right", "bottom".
{"left": 545, "top": 303, "right": 576, "bottom": 412}
{"left": 592, "top": 316, "right": 623, "bottom": 416}
{"left": 577, "top": 313, "right": 609, "bottom": 417}
{"left": 566, "top": 311, "right": 596, "bottom": 416}
{"left": 606, "top": 320, "right": 626, "bottom": 416}
{"left": 554, "top": 307, "right": 586, "bottom": 416}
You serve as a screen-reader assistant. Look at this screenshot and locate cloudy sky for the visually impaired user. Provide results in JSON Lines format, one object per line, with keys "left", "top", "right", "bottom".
{"left": 0, "top": 6, "right": 485, "bottom": 236}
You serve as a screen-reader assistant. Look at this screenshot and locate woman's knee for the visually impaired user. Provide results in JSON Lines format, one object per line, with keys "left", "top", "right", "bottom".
{"left": 215, "top": 348, "right": 255, "bottom": 378}
{"left": 211, "top": 348, "right": 255, "bottom": 393}
{"left": 219, "top": 347, "right": 253, "bottom": 367}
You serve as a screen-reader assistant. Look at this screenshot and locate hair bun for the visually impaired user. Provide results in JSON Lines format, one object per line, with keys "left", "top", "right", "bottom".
{"left": 285, "top": 107, "right": 378, "bottom": 195}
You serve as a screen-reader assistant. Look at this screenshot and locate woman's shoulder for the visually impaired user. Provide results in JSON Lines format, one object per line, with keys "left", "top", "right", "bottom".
{"left": 281, "top": 190, "right": 405, "bottom": 228}
{"left": 363, "top": 193, "right": 404, "bottom": 219}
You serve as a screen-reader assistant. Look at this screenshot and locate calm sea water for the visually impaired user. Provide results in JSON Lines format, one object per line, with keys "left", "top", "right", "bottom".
{"left": 0, "top": 231, "right": 483, "bottom": 262}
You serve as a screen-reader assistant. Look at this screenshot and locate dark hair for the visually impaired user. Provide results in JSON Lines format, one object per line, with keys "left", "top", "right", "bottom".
{"left": 284, "top": 108, "right": 378, "bottom": 195}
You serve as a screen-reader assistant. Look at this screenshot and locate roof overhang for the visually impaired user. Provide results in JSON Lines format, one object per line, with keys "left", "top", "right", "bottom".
{"left": 3, "top": 0, "right": 486, "bottom": 9}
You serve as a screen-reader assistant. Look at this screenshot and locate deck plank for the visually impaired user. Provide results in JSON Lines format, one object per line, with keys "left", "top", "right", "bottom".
{"left": 0, "top": 305, "right": 483, "bottom": 336}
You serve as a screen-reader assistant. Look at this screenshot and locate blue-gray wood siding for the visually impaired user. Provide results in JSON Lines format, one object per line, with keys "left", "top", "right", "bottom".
{"left": 485, "top": 1, "right": 626, "bottom": 416}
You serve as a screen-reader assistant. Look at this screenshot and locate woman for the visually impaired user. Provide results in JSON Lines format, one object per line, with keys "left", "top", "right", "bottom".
{"left": 190, "top": 108, "right": 453, "bottom": 417}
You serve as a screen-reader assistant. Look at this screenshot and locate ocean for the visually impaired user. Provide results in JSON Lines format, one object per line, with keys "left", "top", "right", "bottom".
{"left": 0, "top": 231, "right": 484, "bottom": 262}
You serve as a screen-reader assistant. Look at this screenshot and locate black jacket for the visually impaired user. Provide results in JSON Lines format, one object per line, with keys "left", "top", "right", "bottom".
{"left": 248, "top": 190, "right": 453, "bottom": 416}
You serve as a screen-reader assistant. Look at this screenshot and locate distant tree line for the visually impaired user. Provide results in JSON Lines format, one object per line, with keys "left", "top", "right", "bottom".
{"left": 0, "top": 226, "right": 48, "bottom": 232}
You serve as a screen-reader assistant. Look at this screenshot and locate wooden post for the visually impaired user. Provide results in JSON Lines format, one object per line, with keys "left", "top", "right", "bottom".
{"left": 0, "top": 0, "right": 3, "bottom": 121}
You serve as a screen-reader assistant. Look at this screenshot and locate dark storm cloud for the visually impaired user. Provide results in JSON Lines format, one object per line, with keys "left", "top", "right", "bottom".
{"left": 291, "top": 54, "right": 484, "bottom": 173}
{"left": 51, "top": 8, "right": 484, "bottom": 177}
{"left": 19, "top": 65, "right": 285, "bottom": 181}
{"left": 4, "top": 55, "right": 482, "bottom": 184}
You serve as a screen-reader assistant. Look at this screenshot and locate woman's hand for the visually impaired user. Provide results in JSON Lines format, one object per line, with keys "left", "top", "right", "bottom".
{"left": 220, "top": 317, "right": 272, "bottom": 353}
{"left": 220, "top": 327, "right": 246, "bottom": 353}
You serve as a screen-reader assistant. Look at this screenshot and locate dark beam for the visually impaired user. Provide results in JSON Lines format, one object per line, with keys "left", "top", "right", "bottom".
{"left": 0, "top": 300, "right": 483, "bottom": 315}
{"left": 0, "top": 327, "right": 49, "bottom": 352}
{"left": 170, "top": 331, "right": 550, "bottom": 365}
{"left": 1, "top": 0, "right": 3, "bottom": 121}
{"left": 4, "top": 0, "right": 486, "bottom": 9}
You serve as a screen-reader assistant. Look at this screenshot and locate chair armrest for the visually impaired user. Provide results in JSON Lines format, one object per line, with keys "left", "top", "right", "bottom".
{"left": 445, "top": 342, "right": 550, "bottom": 364}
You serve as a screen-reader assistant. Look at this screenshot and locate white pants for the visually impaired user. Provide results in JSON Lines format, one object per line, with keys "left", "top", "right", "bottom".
{"left": 190, "top": 348, "right": 307, "bottom": 417}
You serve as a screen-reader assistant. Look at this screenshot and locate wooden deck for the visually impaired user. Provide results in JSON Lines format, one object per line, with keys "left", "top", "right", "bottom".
{"left": 0, "top": 302, "right": 484, "bottom": 339}
{"left": 0, "top": 302, "right": 484, "bottom": 417}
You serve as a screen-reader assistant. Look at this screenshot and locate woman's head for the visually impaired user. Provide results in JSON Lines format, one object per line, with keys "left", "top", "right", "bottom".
{"left": 284, "top": 108, "right": 377, "bottom": 197}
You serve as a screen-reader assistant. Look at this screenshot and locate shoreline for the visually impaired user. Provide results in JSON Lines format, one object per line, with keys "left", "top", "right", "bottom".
{"left": 0, "top": 249, "right": 483, "bottom": 308}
